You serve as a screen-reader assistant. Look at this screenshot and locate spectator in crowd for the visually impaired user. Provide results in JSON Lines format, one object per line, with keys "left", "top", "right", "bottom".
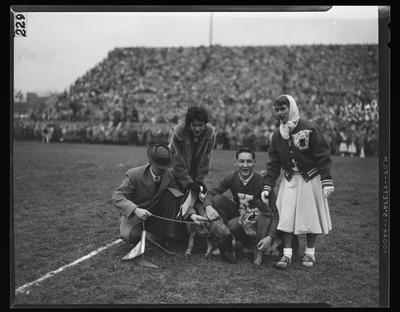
{"left": 348, "top": 135, "right": 357, "bottom": 157}
{"left": 41, "top": 125, "right": 49, "bottom": 143}
{"left": 41, "top": 125, "right": 54, "bottom": 144}
{"left": 215, "top": 128, "right": 227, "bottom": 150}
{"left": 261, "top": 94, "right": 334, "bottom": 269}
{"left": 110, "top": 143, "right": 207, "bottom": 246}
{"left": 34, "top": 123, "right": 42, "bottom": 142}
{"left": 14, "top": 44, "right": 378, "bottom": 156}
{"left": 366, "top": 129, "right": 378, "bottom": 157}
{"left": 358, "top": 127, "right": 366, "bottom": 158}
{"left": 339, "top": 130, "right": 348, "bottom": 157}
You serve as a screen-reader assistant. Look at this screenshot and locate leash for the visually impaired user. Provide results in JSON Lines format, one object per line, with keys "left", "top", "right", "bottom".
{"left": 145, "top": 234, "right": 181, "bottom": 256}
{"left": 149, "top": 213, "right": 196, "bottom": 224}
{"left": 139, "top": 214, "right": 197, "bottom": 257}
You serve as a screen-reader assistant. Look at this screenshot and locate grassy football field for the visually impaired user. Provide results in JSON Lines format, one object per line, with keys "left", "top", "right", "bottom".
{"left": 11, "top": 141, "right": 380, "bottom": 307}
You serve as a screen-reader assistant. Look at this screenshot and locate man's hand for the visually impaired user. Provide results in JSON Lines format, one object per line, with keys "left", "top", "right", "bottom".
{"left": 190, "top": 214, "right": 208, "bottom": 225}
{"left": 134, "top": 207, "right": 152, "bottom": 220}
{"left": 261, "top": 190, "right": 270, "bottom": 205}
{"left": 257, "top": 236, "right": 273, "bottom": 251}
{"left": 323, "top": 186, "right": 335, "bottom": 198}
{"left": 205, "top": 205, "right": 220, "bottom": 221}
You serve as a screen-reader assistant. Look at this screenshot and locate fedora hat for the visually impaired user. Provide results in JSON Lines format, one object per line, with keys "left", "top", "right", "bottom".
{"left": 147, "top": 143, "right": 175, "bottom": 169}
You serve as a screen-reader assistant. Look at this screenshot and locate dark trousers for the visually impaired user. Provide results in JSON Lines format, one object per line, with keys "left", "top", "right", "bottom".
{"left": 211, "top": 194, "right": 272, "bottom": 248}
{"left": 127, "top": 190, "right": 187, "bottom": 245}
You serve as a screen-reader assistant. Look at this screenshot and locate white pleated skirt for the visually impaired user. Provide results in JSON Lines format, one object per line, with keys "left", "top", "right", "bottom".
{"left": 339, "top": 142, "right": 348, "bottom": 153}
{"left": 276, "top": 173, "right": 332, "bottom": 235}
{"left": 348, "top": 142, "right": 357, "bottom": 154}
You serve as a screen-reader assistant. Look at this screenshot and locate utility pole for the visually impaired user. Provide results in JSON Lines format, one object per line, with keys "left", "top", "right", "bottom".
{"left": 209, "top": 12, "right": 213, "bottom": 46}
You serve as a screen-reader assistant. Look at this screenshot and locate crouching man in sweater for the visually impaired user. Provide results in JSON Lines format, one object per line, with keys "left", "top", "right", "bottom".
{"left": 203, "top": 147, "right": 279, "bottom": 265}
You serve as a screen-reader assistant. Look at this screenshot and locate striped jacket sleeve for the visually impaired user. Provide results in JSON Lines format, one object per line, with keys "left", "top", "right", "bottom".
{"left": 311, "top": 125, "right": 333, "bottom": 187}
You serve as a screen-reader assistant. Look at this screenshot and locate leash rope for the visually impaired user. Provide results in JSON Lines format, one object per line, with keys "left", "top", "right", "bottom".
{"left": 139, "top": 214, "right": 196, "bottom": 257}
{"left": 145, "top": 235, "right": 181, "bottom": 256}
{"left": 149, "top": 213, "right": 196, "bottom": 224}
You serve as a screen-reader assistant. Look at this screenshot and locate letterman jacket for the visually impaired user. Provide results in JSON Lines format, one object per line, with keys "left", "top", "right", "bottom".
{"left": 262, "top": 119, "right": 333, "bottom": 193}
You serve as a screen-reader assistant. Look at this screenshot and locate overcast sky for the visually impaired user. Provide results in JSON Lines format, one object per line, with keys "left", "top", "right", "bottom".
{"left": 13, "top": 6, "right": 379, "bottom": 95}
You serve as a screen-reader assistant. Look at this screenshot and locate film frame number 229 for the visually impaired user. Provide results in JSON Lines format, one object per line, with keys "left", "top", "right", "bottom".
{"left": 15, "top": 13, "right": 26, "bottom": 37}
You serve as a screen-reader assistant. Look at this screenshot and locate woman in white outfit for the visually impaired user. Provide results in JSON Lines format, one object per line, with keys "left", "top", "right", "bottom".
{"left": 261, "top": 94, "right": 334, "bottom": 269}
{"left": 338, "top": 130, "right": 348, "bottom": 156}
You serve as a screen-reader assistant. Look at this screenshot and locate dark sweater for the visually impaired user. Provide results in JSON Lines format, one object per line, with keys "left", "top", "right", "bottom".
{"left": 204, "top": 171, "right": 264, "bottom": 209}
{"left": 204, "top": 170, "right": 278, "bottom": 238}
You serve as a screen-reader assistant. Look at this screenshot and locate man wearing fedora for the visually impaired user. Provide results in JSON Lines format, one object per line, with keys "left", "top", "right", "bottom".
{"left": 111, "top": 143, "right": 207, "bottom": 246}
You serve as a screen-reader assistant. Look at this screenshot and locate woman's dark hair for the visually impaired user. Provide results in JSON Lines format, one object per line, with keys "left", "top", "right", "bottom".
{"left": 185, "top": 106, "right": 209, "bottom": 127}
{"left": 236, "top": 146, "right": 255, "bottom": 160}
{"left": 274, "top": 95, "right": 290, "bottom": 107}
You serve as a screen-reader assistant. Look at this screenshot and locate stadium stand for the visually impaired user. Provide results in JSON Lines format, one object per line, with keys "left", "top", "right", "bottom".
{"left": 14, "top": 44, "right": 379, "bottom": 156}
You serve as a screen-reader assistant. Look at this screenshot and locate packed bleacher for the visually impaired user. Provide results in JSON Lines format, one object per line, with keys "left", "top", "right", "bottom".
{"left": 14, "top": 44, "right": 379, "bottom": 156}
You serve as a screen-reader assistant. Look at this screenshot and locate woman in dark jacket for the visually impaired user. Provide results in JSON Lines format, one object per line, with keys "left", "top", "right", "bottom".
{"left": 169, "top": 106, "right": 216, "bottom": 194}
{"left": 261, "top": 94, "right": 335, "bottom": 269}
{"left": 168, "top": 106, "right": 216, "bottom": 242}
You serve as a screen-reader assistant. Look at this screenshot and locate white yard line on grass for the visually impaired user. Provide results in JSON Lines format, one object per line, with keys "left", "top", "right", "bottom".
{"left": 15, "top": 239, "right": 123, "bottom": 295}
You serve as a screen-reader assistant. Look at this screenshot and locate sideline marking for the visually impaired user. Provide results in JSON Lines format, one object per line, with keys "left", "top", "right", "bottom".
{"left": 15, "top": 239, "right": 123, "bottom": 295}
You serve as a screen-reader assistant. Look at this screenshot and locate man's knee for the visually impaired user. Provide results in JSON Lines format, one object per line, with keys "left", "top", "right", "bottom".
{"left": 210, "top": 194, "right": 238, "bottom": 223}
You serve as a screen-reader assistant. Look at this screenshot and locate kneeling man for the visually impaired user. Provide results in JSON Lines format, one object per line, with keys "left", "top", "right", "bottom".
{"left": 111, "top": 143, "right": 207, "bottom": 246}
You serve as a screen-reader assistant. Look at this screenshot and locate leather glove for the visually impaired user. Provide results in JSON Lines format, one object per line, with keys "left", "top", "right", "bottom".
{"left": 187, "top": 182, "right": 201, "bottom": 193}
{"left": 196, "top": 181, "right": 208, "bottom": 193}
{"left": 323, "top": 186, "right": 335, "bottom": 198}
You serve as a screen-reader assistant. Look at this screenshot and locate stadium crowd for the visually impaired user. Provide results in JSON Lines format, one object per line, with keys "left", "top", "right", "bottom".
{"left": 14, "top": 44, "right": 379, "bottom": 156}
